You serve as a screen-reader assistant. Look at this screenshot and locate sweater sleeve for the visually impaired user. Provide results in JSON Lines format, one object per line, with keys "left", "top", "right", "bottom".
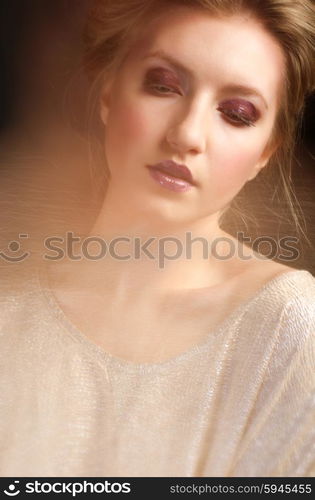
{"left": 230, "top": 292, "right": 315, "bottom": 477}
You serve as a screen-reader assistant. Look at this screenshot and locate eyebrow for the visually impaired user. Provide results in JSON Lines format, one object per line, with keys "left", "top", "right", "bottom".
{"left": 142, "top": 49, "right": 269, "bottom": 110}
{"left": 142, "top": 50, "right": 193, "bottom": 78}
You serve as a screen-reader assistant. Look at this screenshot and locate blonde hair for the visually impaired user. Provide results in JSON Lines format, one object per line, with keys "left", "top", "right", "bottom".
{"left": 84, "top": 0, "right": 315, "bottom": 238}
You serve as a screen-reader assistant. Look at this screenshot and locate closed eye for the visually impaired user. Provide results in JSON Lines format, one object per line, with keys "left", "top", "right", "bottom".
{"left": 147, "top": 83, "right": 180, "bottom": 95}
{"left": 143, "top": 67, "right": 183, "bottom": 96}
{"left": 218, "top": 108, "right": 255, "bottom": 126}
{"left": 217, "top": 99, "right": 259, "bottom": 127}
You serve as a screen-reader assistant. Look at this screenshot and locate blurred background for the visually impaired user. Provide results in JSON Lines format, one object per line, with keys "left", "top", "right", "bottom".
{"left": 0, "top": 0, "right": 99, "bottom": 273}
{"left": 0, "top": 0, "right": 314, "bottom": 274}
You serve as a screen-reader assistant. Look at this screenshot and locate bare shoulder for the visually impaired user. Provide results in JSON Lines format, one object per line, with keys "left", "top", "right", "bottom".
{"left": 218, "top": 230, "right": 299, "bottom": 299}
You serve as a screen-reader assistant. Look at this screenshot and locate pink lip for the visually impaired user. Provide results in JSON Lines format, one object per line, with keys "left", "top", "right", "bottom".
{"left": 147, "top": 160, "right": 195, "bottom": 185}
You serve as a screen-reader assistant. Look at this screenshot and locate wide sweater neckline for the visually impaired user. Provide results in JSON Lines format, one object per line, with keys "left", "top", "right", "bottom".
{"left": 35, "top": 264, "right": 313, "bottom": 372}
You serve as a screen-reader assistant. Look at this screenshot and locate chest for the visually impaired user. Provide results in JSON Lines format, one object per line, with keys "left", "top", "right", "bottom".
{"left": 50, "top": 284, "right": 244, "bottom": 363}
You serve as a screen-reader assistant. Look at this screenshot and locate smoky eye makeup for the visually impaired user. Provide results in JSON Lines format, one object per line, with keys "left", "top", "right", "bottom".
{"left": 217, "top": 99, "right": 260, "bottom": 127}
{"left": 142, "top": 66, "right": 261, "bottom": 126}
{"left": 143, "top": 67, "right": 183, "bottom": 94}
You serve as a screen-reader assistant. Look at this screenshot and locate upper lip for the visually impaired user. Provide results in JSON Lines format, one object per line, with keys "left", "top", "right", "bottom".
{"left": 147, "top": 160, "right": 196, "bottom": 185}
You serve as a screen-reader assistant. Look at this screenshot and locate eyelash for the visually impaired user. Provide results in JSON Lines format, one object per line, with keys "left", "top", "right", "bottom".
{"left": 217, "top": 106, "right": 257, "bottom": 127}
{"left": 146, "top": 83, "right": 180, "bottom": 95}
{"left": 145, "top": 82, "right": 258, "bottom": 127}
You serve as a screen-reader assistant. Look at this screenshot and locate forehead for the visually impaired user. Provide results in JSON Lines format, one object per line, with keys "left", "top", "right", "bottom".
{"left": 126, "top": 7, "right": 285, "bottom": 99}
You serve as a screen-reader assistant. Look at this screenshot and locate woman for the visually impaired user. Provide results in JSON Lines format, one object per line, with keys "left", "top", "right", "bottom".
{"left": 0, "top": 0, "right": 315, "bottom": 477}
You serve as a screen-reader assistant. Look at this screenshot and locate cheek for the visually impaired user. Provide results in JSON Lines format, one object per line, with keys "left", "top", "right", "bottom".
{"left": 210, "top": 140, "right": 266, "bottom": 197}
{"left": 105, "top": 100, "right": 152, "bottom": 159}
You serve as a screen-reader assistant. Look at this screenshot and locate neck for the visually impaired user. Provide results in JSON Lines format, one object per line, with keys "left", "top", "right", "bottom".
{"left": 69, "top": 189, "right": 235, "bottom": 295}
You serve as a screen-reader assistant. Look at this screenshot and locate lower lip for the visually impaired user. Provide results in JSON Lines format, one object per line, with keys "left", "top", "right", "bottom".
{"left": 147, "top": 166, "right": 194, "bottom": 192}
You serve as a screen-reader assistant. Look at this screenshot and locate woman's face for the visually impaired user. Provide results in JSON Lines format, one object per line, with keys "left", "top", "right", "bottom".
{"left": 100, "top": 7, "right": 285, "bottom": 226}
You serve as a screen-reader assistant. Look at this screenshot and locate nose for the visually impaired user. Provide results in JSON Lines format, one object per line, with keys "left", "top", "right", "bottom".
{"left": 166, "top": 100, "right": 208, "bottom": 156}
